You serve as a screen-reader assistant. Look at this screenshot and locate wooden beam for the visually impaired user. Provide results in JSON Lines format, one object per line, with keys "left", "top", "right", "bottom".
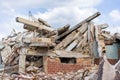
{"left": 55, "top": 31, "right": 77, "bottom": 49}
{"left": 38, "top": 18, "right": 51, "bottom": 27}
{"left": 65, "top": 36, "right": 83, "bottom": 51}
{"left": 55, "top": 23, "right": 88, "bottom": 50}
{"left": 65, "top": 40, "right": 78, "bottom": 51}
{"left": 77, "top": 22, "right": 88, "bottom": 34}
{"left": 90, "top": 22, "right": 95, "bottom": 41}
{"left": 88, "top": 22, "right": 91, "bottom": 43}
{"left": 23, "top": 24, "right": 38, "bottom": 31}
{"left": 98, "top": 23, "right": 109, "bottom": 29}
{"left": 101, "top": 33, "right": 113, "bottom": 40}
{"left": 56, "top": 12, "right": 101, "bottom": 40}
{"left": 57, "top": 24, "right": 70, "bottom": 35}
{"left": 45, "top": 31, "right": 57, "bottom": 37}
{"left": 76, "top": 31, "right": 88, "bottom": 48}
{"left": 16, "top": 17, "right": 54, "bottom": 32}
{"left": 45, "top": 24, "right": 70, "bottom": 37}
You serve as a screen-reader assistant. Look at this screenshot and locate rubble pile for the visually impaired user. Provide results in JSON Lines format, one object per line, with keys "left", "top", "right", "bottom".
{"left": 0, "top": 66, "right": 98, "bottom": 80}
{"left": 0, "top": 12, "right": 120, "bottom": 80}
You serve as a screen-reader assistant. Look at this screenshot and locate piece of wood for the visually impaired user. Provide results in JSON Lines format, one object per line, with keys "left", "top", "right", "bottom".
{"left": 38, "top": 18, "right": 51, "bottom": 27}
{"left": 87, "top": 22, "right": 94, "bottom": 42}
{"left": 76, "top": 31, "right": 88, "bottom": 48}
{"left": 56, "top": 12, "right": 101, "bottom": 40}
{"left": 45, "top": 31, "right": 57, "bottom": 37}
{"left": 57, "top": 24, "right": 70, "bottom": 35}
{"left": 24, "top": 24, "right": 38, "bottom": 31}
{"left": 75, "top": 39, "right": 88, "bottom": 53}
{"left": 65, "top": 40, "right": 78, "bottom": 51}
{"left": 55, "top": 23, "right": 88, "bottom": 50}
{"left": 55, "top": 31, "right": 77, "bottom": 49}
{"left": 98, "top": 23, "right": 109, "bottom": 29}
{"left": 87, "top": 22, "right": 95, "bottom": 58}
{"left": 95, "top": 25, "right": 100, "bottom": 45}
{"left": 88, "top": 22, "right": 91, "bottom": 43}
{"left": 90, "top": 22, "right": 95, "bottom": 41}
{"left": 16, "top": 17, "right": 54, "bottom": 32}
{"left": 65, "top": 36, "right": 83, "bottom": 51}
{"left": 90, "top": 31, "right": 94, "bottom": 42}
{"left": 101, "top": 32, "right": 113, "bottom": 40}
{"left": 77, "top": 22, "right": 88, "bottom": 34}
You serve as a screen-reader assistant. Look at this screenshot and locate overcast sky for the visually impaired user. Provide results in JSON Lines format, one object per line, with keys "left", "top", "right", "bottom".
{"left": 0, "top": 0, "right": 120, "bottom": 39}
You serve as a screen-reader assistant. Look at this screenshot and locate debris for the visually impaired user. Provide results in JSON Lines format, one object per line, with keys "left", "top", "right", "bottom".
{"left": 0, "top": 12, "right": 119, "bottom": 80}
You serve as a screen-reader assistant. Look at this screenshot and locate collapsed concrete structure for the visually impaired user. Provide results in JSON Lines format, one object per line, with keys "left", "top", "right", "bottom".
{"left": 0, "top": 12, "right": 120, "bottom": 80}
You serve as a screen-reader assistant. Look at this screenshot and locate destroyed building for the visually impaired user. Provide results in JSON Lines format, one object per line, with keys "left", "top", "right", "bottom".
{"left": 0, "top": 12, "right": 119, "bottom": 80}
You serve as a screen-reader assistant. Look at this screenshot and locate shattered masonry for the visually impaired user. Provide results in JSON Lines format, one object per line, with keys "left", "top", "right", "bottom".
{"left": 0, "top": 12, "right": 120, "bottom": 80}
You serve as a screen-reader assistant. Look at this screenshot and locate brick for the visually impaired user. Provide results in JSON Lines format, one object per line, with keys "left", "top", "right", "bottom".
{"left": 46, "top": 57, "right": 92, "bottom": 74}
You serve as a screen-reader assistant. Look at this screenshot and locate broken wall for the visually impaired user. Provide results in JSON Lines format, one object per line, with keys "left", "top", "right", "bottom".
{"left": 45, "top": 57, "right": 92, "bottom": 74}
